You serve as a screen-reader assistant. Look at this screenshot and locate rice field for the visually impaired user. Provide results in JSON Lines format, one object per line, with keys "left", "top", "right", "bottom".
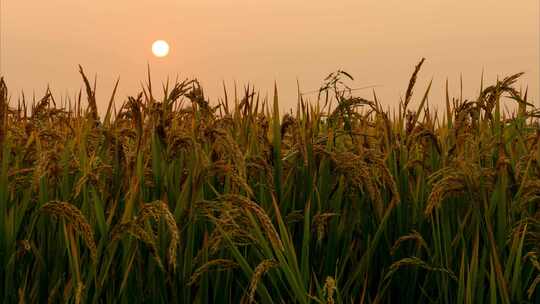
{"left": 0, "top": 60, "right": 539, "bottom": 303}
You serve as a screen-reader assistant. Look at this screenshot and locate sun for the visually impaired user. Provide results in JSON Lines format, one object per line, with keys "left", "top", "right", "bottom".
{"left": 152, "top": 40, "right": 170, "bottom": 58}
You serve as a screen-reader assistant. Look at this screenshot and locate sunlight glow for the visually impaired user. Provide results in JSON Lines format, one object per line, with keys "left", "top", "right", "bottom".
{"left": 151, "top": 40, "right": 170, "bottom": 58}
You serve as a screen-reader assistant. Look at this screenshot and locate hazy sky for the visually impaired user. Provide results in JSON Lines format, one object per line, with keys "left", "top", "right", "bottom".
{"left": 1, "top": 0, "right": 539, "bottom": 113}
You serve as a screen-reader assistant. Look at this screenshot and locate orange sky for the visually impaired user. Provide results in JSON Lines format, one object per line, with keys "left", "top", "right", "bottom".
{"left": 1, "top": 0, "right": 539, "bottom": 114}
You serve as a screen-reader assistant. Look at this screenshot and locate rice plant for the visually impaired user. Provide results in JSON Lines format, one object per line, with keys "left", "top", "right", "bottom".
{"left": 0, "top": 59, "right": 538, "bottom": 303}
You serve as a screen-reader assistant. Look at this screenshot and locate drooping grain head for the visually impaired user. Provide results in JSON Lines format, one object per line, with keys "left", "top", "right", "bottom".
{"left": 40, "top": 201, "right": 97, "bottom": 261}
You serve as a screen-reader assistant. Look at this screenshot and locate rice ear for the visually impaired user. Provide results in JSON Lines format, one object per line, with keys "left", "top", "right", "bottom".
{"left": 40, "top": 201, "right": 97, "bottom": 262}
{"left": 0, "top": 78, "right": 6, "bottom": 144}
{"left": 244, "top": 259, "right": 278, "bottom": 304}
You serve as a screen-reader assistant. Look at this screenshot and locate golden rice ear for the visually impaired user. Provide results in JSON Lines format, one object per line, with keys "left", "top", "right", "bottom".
{"left": 244, "top": 259, "right": 279, "bottom": 304}
{"left": 403, "top": 58, "right": 426, "bottom": 112}
{"left": 390, "top": 230, "right": 429, "bottom": 256}
{"left": 425, "top": 161, "right": 496, "bottom": 216}
{"left": 136, "top": 201, "right": 180, "bottom": 269}
{"left": 323, "top": 276, "right": 337, "bottom": 304}
{"left": 225, "top": 194, "right": 285, "bottom": 252}
{"left": 329, "top": 151, "right": 399, "bottom": 220}
{"left": 78, "top": 66, "right": 99, "bottom": 123}
{"left": 0, "top": 78, "right": 7, "bottom": 144}
{"left": 109, "top": 200, "right": 180, "bottom": 271}
{"left": 40, "top": 201, "right": 97, "bottom": 262}
{"left": 312, "top": 212, "right": 339, "bottom": 242}
{"left": 188, "top": 259, "right": 238, "bottom": 286}
{"left": 74, "top": 283, "right": 84, "bottom": 304}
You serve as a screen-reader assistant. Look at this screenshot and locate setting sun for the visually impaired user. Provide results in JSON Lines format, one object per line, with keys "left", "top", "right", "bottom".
{"left": 151, "top": 40, "right": 169, "bottom": 58}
